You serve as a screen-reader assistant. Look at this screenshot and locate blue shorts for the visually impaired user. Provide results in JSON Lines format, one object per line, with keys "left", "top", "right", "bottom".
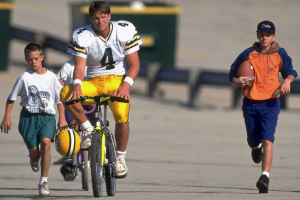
{"left": 242, "top": 97, "right": 280, "bottom": 148}
{"left": 18, "top": 108, "right": 56, "bottom": 149}
{"left": 65, "top": 109, "right": 75, "bottom": 123}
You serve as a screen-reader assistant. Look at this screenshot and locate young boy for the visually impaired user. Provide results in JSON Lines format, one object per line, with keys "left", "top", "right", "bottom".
{"left": 0, "top": 43, "right": 67, "bottom": 196}
{"left": 229, "top": 20, "right": 298, "bottom": 193}
{"left": 57, "top": 59, "right": 88, "bottom": 131}
{"left": 56, "top": 59, "right": 91, "bottom": 181}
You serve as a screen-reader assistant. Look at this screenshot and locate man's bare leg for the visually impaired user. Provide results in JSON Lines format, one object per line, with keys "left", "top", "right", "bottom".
{"left": 65, "top": 103, "right": 93, "bottom": 149}
{"left": 64, "top": 103, "right": 88, "bottom": 124}
{"left": 115, "top": 123, "right": 129, "bottom": 152}
{"left": 114, "top": 123, "right": 129, "bottom": 178}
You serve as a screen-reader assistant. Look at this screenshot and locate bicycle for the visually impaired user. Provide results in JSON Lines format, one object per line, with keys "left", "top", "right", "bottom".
{"left": 66, "top": 95, "right": 129, "bottom": 198}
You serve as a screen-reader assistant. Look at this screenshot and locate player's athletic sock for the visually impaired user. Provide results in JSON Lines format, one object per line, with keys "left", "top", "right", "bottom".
{"left": 81, "top": 120, "right": 92, "bottom": 130}
{"left": 117, "top": 150, "right": 126, "bottom": 158}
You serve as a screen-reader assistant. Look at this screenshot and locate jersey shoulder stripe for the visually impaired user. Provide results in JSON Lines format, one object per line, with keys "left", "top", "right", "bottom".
{"left": 69, "top": 40, "right": 87, "bottom": 55}
{"left": 125, "top": 30, "right": 141, "bottom": 51}
{"left": 68, "top": 25, "right": 94, "bottom": 55}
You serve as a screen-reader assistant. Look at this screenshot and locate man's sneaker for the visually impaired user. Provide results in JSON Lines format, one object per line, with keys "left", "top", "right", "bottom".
{"left": 251, "top": 145, "right": 262, "bottom": 164}
{"left": 38, "top": 181, "right": 50, "bottom": 196}
{"left": 256, "top": 175, "right": 269, "bottom": 193}
{"left": 60, "top": 160, "right": 75, "bottom": 181}
{"left": 81, "top": 126, "right": 94, "bottom": 150}
{"left": 115, "top": 157, "right": 128, "bottom": 178}
{"left": 29, "top": 155, "right": 40, "bottom": 172}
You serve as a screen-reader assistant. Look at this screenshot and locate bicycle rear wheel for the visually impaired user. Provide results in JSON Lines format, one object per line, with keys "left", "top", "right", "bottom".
{"left": 91, "top": 131, "right": 105, "bottom": 198}
{"left": 81, "top": 150, "right": 89, "bottom": 191}
{"left": 105, "top": 139, "right": 116, "bottom": 196}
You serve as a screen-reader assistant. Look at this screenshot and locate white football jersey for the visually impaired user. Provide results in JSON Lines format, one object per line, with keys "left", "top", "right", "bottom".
{"left": 67, "top": 20, "right": 142, "bottom": 78}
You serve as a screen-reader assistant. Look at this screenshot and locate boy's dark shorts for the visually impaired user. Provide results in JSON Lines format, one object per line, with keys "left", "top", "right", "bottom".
{"left": 18, "top": 108, "right": 56, "bottom": 149}
{"left": 242, "top": 97, "right": 280, "bottom": 148}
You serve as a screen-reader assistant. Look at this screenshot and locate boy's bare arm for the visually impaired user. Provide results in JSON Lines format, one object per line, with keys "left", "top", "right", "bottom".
{"left": 0, "top": 98, "right": 15, "bottom": 133}
{"left": 57, "top": 103, "right": 67, "bottom": 130}
{"left": 281, "top": 75, "right": 295, "bottom": 95}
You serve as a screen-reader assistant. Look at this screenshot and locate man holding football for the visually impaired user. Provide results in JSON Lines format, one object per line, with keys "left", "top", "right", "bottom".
{"left": 60, "top": 0, "right": 142, "bottom": 178}
{"left": 229, "top": 20, "right": 297, "bottom": 193}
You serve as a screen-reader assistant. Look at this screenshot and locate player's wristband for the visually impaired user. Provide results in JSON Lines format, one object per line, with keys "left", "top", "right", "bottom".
{"left": 124, "top": 77, "right": 134, "bottom": 86}
{"left": 73, "top": 79, "right": 82, "bottom": 86}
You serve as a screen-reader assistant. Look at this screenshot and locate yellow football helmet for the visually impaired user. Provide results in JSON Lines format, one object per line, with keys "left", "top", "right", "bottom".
{"left": 55, "top": 128, "right": 81, "bottom": 158}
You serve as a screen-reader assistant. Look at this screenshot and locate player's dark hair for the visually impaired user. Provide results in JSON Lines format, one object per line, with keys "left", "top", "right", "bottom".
{"left": 89, "top": 1, "right": 110, "bottom": 17}
{"left": 24, "top": 43, "right": 43, "bottom": 56}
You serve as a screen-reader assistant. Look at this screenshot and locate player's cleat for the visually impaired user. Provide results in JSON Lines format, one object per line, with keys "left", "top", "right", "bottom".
{"left": 29, "top": 155, "right": 40, "bottom": 172}
{"left": 256, "top": 175, "right": 269, "bottom": 193}
{"left": 81, "top": 126, "right": 94, "bottom": 150}
{"left": 251, "top": 145, "right": 262, "bottom": 164}
{"left": 38, "top": 181, "right": 50, "bottom": 196}
{"left": 60, "top": 161, "right": 75, "bottom": 181}
{"left": 115, "top": 157, "right": 128, "bottom": 178}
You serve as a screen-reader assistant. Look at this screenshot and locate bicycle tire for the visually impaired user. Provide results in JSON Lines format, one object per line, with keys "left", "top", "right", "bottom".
{"left": 91, "top": 131, "right": 104, "bottom": 198}
{"left": 82, "top": 150, "right": 89, "bottom": 191}
{"left": 105, "top": 139, "right": 116, "bottom": 196}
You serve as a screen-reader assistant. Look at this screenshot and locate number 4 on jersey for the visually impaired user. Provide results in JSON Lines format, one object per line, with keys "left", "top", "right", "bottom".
{"left": 118, "top": 23, "right": 128, "bottom": 27}
{"left": 101, "top": 48, "right": 115, "bottom": 70}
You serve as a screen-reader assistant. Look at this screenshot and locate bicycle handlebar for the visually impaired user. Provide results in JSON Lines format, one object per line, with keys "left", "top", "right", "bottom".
{"left": 65, "top": 95, "right": 129, "bottom": 105}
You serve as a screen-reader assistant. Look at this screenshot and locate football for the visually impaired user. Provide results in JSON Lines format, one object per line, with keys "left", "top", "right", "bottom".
{"left": 236, "top": 60, "right": 254, "bottom": 86}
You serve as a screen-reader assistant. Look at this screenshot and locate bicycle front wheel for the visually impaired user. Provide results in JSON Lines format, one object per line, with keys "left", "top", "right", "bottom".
{"left": 91, "top": 131, "right": 105, "bottom": 198}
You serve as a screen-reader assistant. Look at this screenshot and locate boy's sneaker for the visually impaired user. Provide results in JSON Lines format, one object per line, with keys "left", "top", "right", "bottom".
{"left": 60, "top": 161, "right": 75, "bottom": 181}
{"left": 251, "top": 145, "right": 262, "bottom": 164}
{"left": 29, "top": 155, "right": 40, "bottom": 172}
{"left": 115, "top": 157, "right": 128, "bottom": 178}
{"left": 256, "top": 175, "right": 269, "bottom": 193}
{"left": 81, "top": 126, "right": 94, "bottom": 150}
{"left": 38, "top": 181, "right": 50, "bottom": 196}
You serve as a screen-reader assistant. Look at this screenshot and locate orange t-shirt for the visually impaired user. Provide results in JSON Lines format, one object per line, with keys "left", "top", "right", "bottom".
{"left": 243, "top": 52, "right": 281, "bottom": 100}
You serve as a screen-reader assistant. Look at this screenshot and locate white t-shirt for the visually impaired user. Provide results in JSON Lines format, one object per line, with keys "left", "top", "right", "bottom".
{"left": 8, "top": 68, "right": 62, "bottom": 115}
{"left": 67, "top": 20, "right": 142, "bottom": 78}
{"left": 57, "top": 59, "right": 88, "bottom": 85}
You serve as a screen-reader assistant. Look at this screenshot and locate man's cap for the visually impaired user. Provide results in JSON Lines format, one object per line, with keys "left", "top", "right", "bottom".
{"left": 256, "top": 20, "right": 275, "bottom": 33}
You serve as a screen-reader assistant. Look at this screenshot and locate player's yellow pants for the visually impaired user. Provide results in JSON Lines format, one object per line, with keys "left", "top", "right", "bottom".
{"left": 60, "top": 75, "right": 129, "bottom": 124}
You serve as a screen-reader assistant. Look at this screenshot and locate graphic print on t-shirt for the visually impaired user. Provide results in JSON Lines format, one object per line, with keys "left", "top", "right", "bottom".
{"left": 26, "top": 85, "right": 52, "bottom": 114}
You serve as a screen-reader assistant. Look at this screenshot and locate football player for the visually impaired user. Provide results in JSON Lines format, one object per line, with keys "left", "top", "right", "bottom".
{"left": 60, "top": 0, "right": 142, "bottom": 178}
